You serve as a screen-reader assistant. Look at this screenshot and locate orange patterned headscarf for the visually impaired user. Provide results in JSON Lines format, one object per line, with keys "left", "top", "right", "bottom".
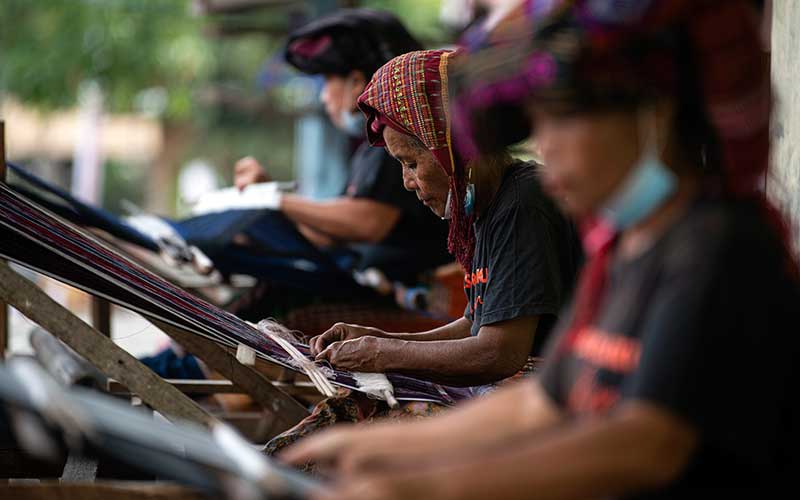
{"left": 358, "top": 49, "right": 475, "bottom": 270}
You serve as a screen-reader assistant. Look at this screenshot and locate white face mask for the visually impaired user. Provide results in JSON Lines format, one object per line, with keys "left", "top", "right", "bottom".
{"left": 335, "top": 75, "right": 365, "bottom": 137}
{"left": 442, "top": 189, "right": 453, "bottom": 220}
{"left": 440, "top": 183, "right": 475, "bottom": 221}
{"left": 338, "top": 109, "right": 366, "bottom": 137}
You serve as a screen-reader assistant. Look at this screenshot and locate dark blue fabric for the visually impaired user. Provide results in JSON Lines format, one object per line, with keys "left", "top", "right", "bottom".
{"left": 139, "top": 347, "right": 206, "bottom": 380}
{"left": 7, "top": 163, "right": 159, "bottom": 251}
{"left": 6, "top": 163, "right": 362, "bottom": 291}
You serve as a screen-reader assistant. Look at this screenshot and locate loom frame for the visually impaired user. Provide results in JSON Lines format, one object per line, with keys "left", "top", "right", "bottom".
{"left": 0, "top": 129, "right": 308, "bottom": 433}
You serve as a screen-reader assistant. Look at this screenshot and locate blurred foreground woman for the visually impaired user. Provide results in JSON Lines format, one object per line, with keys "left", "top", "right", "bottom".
{"left": 283, "top": 1, "right": 800, "bottom": 498}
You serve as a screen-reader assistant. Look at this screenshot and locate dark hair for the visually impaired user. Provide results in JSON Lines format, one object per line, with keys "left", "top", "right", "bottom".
{"left": 285, "top": 9, "right": 423, "bottom": 79}
{"left": 529, "top": 24, "right": 724, "bottom": 183}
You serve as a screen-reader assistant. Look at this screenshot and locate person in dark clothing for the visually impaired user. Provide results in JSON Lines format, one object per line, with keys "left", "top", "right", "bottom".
{"left": 146, "top": 9, "right": 450, "bottom": 378}
{"left": 232, "top": 9, "right": 450, "bottom": 287}
{"left": 308, "top": 49, "right": 579, "bottom": 386}
{"left": 281, "top": 2, "right": 800, "bottom": 499}
{"left": 260, "top": 49, "right": 579, "bottom": 458}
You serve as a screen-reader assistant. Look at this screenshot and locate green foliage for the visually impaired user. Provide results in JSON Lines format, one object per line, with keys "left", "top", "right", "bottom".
{"left": 362, "top": 0, "right": 451, "bottom": 45}
{"left": 0, "top": 0, "right": 214, "bottom": 119}
{"left": 102, "top": 159, "right": 147, "bottom": 214}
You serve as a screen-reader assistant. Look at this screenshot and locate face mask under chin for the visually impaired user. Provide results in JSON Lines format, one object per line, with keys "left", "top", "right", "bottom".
{"left": 338, "top": 109, "right": 366, "bottom": 137}
{"left": 599, "top": 110, "right": 678, "bottom": 230}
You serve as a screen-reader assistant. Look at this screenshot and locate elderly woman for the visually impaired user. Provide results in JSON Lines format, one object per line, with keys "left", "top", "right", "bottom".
{"left": 284, "top": 1, "right": 799, "bottom": 498}
{"left": 310, "top": 49, "right": 580, "bottom": 382}
{"left": 263, "top": 49, "right": 580, "bottom": 455}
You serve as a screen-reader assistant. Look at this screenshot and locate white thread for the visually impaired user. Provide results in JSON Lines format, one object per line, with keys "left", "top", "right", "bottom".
{"left": 255, "top": 320, "right": 336, "bottom": 397}
{"left": 352, "top": 372, "right": 399, "bottom": 408}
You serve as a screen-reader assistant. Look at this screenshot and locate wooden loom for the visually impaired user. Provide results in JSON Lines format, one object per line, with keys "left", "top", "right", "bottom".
{"left": 0, "top": 119, "right": 472, "bottom": 492}
{"left": 0, "top": 119, "right": 318, "bottom": 493}
{"left": 0, "top": 119, "right": 309, "bottom": 424}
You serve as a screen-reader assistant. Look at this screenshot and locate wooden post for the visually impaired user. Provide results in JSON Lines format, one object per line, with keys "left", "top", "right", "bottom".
{"left": 0, "top": 261, "right": 215, "bottom": 427}
{"left": 1, "top": 120, "right": 8, "bottom": 359}
{"left": 151, "top": 320, "right": 308, "bottom": 431}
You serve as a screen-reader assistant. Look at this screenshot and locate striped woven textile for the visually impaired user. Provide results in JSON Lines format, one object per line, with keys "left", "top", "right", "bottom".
{"left": 0, "top": 184, "right": 471, "bottom": 405}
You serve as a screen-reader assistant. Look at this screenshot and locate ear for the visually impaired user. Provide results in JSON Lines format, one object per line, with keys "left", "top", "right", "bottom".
{"left": 348, "top": 70, "right": 368, "bottom": 100}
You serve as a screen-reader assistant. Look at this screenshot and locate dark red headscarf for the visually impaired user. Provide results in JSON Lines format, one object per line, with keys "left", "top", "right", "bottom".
{"left": 358, "top": 50, "right": 476, "bottom": 271}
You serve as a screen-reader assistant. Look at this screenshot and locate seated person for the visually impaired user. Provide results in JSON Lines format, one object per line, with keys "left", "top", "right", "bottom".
{"left": 226, "top": 9, "right": 452, "bottom": 321}
{"left": 263, "top": 49, "right": 580, "bottom": 454}
{"left": 282, "top": 2, "right": 800, "bottom": 497}
{"left": 144, "top": 9, "right": 451, "bottom": 380}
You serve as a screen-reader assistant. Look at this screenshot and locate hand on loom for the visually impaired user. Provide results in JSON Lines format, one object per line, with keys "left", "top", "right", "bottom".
{"left": 233, "top": 156, "right": 271, "bottom": 191}
{"left": 282, "top": 427, "right": 455, "bottom": 500}
{"left": 309, "top": 322, "right": 389, "bottom": 356}
{"left": 314, "top": 335, "right": 391, "bottom": 372}
{"left": 311, "top": 471, "right": 448, "bottom": 500}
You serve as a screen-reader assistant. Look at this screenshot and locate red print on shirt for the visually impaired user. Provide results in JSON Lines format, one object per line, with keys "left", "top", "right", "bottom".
{"left": 464, "top": 267, "right": 488, "bottom": 289}
{"left": 566, "top": 327, "right": 643, "bottom": 415}
{"left": 465, "top": 267, "right": 489, "bottom": 314}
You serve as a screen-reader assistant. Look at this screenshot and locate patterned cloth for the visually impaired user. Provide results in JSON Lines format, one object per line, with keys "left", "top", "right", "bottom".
{"left": 456, "top": 0, "right": 795, "bottom": 273}
{"left": 263, "top": 389, "right": 447, "bottom": 472}
{"left": 358, "top": 50, "right": 475, "bottom": 270}
{"left": 456, "top": 0, "right": 771, "bottom": 199}
{"left": 263, "top": 358, "right": 544, "bottom": 469}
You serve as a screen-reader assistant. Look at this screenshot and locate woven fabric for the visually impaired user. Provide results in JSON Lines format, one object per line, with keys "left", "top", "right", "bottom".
{"left": 358, "top": 50, "right": 477, "bottom": 270}
{"left": 0, "top": 185, "right": 473, "bottom": 405}
{"left": 359, "top": 49, "right": 456, "bottom": 174}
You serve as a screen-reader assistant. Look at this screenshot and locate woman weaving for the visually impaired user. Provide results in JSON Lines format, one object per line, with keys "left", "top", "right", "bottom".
{"left": 310, "top": 49, "right": 580, "bottom": 383}
{"left": 264, "top": 49, "right": 580, "bottom": 454}
{"left": 284, "top": 1, "right": 800, "bottom": 497}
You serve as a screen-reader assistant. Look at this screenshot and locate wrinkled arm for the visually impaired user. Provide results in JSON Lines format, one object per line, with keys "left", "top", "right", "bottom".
{"left": 309, "top": 319, "right": 472, "bottom": 356}
{"left": 317, "top": 316, "right": 538, "bottom": 385}
{"left": 382, "top": 317, "right": 473, "bottom": 342}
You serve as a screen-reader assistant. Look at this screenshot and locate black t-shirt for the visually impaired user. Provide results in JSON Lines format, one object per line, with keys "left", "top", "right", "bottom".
{"left": 464, "top": 161, "right": 582, "bottom": 355}
{"left": 539, "top": 198, "right": 800, "bottom": 496}
{"left": 344, "top": 143, "right": 451, "bottom": 282}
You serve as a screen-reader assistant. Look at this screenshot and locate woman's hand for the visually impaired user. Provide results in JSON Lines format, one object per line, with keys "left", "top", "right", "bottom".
{"left": 313, "top": 471, "right": 452, "bottom": 500}
{"left": 281, "top": 419, "right": 446, "bottom": 475}
{"left": 309, "top": 323, "right": 389, "bottom": 356}
{"left": 315, "top": 336, "right": 395, "bottom": 372}
{"left": 233, "top": 156, "right": 270, "bottom": 191}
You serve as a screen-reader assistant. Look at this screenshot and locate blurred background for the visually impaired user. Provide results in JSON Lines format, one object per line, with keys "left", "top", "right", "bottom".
{"left": 0, "top": 0, "right": 478, "bottom": 356}
{"left": 0, "top": 0, "right": 465, "bottom": 217}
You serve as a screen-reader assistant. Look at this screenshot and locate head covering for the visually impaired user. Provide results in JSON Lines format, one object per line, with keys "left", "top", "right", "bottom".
{"left": 456, "top": 0, "right": 771, "bottom": 198}
{"left": 457, "top": 0, "right": 796, "bottom": 353}
{"left": 358, "top": 50, "right": 475, "bottom": 270}
{"left": 285, "top": 9, "right": 423, "bottom": 78}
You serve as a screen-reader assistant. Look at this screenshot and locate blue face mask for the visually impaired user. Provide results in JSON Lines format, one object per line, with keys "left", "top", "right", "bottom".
{"left": 600, "top": 115, "right": 677, "bottom": 230}
{"left": 441, "top": 183, "right": 476, "bottom": 221}
{"left": 339, "top": 110, "right": 366, "bottom": 138}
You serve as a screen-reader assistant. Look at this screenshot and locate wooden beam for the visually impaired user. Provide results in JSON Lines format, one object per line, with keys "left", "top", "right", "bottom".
{"left": 0, "top": 262, "right": 215, "bottom": 427}
{"left": 151, "top": 319, "right": 308, "bottom": 431}
{"left": 108, "top": 378, "right": 243, "bottom": 396}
